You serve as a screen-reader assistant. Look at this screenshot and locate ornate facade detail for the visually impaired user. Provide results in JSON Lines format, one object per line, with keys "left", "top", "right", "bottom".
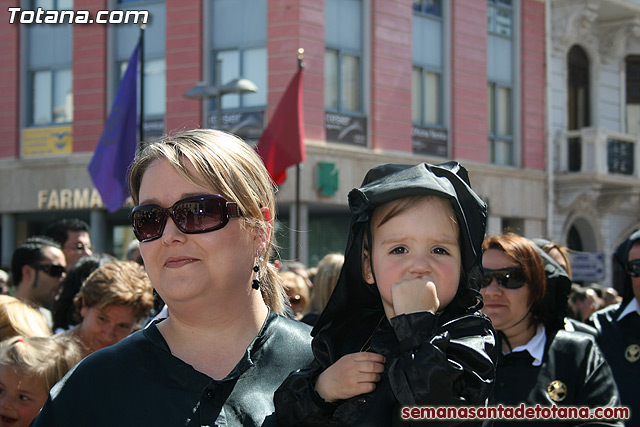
{"left": 600, "top": 18, "right": 640, "bottom": 63}
{"left": 552, "top": 1, "right": 599, "bottom": 53}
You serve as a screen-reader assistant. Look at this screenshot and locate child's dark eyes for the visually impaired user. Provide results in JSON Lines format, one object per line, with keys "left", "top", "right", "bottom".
{"left": 390, "top": 246, "right": 408, "bottom": 255}
{"left": 432, "top": 247, "right": 450, "bottom": 255}
{"left": 19, "top": 394, "right": 30, "bottom": 402}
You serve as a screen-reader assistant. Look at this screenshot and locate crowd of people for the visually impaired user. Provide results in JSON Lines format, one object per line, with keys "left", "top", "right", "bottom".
{"left": 0, "top": 129, "right": 635, "bottom": 425}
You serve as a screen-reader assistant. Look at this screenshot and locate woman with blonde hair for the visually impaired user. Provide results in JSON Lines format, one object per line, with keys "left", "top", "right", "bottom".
{"left": 302, "top": 253, "right": 344, "bottom": 326}
{"left": 34, "top": 129, "right": 313, "bottom": 426}
{"left": 0, "top": 295, "right": 50, "bottom": 340}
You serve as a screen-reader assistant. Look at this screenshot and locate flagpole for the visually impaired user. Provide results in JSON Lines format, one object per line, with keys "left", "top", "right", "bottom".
{"left": 139, "top": 24, "right": 145, "bottom": 147}
{"left": 294, "top": 49, "right": 304, "bottom": 261}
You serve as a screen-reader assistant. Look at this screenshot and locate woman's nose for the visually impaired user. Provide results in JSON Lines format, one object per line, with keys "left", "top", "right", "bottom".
{"left": 161, "top": 215, "right": 185, "bottom": 245}
{"left": 482, "top": 277, "right": 502, "bottom": 295}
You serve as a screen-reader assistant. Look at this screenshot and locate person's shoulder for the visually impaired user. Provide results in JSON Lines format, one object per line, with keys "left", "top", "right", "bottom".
{"left": 65, "top": 328, "right": 149, "bottom": 375}
{"left": 588, "top": 303, "right": 621, "bottom": 329}
{"left": 268, "top": 313, "right": 313, "bottom": 344}
{"left": 549, "top": 329, "right": 601, "bottom": 359}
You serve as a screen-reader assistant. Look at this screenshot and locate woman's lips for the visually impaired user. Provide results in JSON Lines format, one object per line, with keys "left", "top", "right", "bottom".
{"left": 164, "top": 257, "right": 198, "bottom": 268}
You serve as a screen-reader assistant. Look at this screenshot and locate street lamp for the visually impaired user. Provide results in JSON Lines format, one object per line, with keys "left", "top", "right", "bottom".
{"left": 184, "top": 59, "right": 258, "bottom": 129}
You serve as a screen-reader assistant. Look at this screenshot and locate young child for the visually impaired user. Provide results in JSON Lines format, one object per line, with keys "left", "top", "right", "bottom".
{"left": 0, "top": 336, "right": 82, "bottom": 427}
{"left": 275, "top": 162, "right": 497, "bottom": 425}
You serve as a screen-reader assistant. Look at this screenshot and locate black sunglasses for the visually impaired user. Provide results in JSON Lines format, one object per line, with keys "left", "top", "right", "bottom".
{"left": 482, "top": 267, "right": 527, "bottom": 290}
{"left": 131, "top": 194, "right": 241, "bottom": 243}
{"left": 627, "top": 259, "right": 640, "bottom": 277}
{"left": 33, "top": 264, "right": 66, "bottom": 279}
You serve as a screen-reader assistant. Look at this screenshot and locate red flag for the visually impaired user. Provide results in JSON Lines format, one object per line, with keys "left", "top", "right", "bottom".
{"left": 257, "top": 68, "right": 305, "bottom": 185}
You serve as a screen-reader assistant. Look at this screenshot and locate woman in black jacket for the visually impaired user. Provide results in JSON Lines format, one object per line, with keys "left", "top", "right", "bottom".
{"left": 275, "top": 162, "right": 497, "bottom": 426}
{"left": 482, "top": 233, "right": 623, "bottom": 426}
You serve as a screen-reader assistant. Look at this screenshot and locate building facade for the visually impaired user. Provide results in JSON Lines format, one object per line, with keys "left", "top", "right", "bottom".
{"left": 549, "top": 0, "right": 640, "bottom": 286}
{"left": 1, "top": 0, "right": 551, "bottom": 276}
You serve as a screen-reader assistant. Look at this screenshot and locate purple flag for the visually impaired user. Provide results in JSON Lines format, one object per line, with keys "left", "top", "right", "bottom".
{"left": 88, "top": 41, "right": 140, "bottom": 213}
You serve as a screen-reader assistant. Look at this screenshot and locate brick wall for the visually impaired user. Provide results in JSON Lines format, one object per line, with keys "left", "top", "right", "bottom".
{"left": 72, "top": 0, "right": 108, "bottom": 153}
{"left": 450, "top": 0, "right": 488, "bottom": 162}
{"left": 520, "top": 0, "right": 546, "bottom": 170}
{"left": 165, "top": 0, "right": 203, "bottom": 134}
{"left": 267, "top": 0, "right": 325, "bottom": 141}
{"left": 369, "top": 0, "right": 413, "bottom": 151}
{"left": 0, "top": 1, "right": 22, "bottom": 158}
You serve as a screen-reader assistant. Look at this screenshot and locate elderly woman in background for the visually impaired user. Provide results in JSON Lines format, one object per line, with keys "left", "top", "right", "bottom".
{"left": 34, "top": 129, "right": 313, "bottom": 426}
{"left": 481, "top": 233, "right": 622, "bottom": 427}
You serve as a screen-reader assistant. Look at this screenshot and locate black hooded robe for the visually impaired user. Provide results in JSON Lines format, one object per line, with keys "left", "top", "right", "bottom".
{"left": 486, "top": 243, "right": 623, "bottom": 427}
{"left": 589, "top": 229, "right": 640, "bottom": 425}
{"left": 275, "top": 162, "right": 497, "bottom": 426}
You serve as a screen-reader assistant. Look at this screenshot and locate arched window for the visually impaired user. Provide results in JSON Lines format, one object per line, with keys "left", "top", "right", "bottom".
{"left": 567, "top": 45, "right": 590, "bottom": 130}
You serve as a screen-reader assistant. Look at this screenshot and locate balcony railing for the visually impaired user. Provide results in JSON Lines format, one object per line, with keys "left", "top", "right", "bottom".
{"left": 556, "top": 127, "right": 640, "bottom": 178}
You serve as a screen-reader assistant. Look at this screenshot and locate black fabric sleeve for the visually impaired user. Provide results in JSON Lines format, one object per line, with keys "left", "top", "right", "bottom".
{"left": 387, "top": 311, "right": 497, "bottom": 407}
{"left": 274, "top": 360, "right": 340, "bottom": 426}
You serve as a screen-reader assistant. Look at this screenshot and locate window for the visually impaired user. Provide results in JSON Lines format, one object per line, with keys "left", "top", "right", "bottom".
{"left": 325, "top": 0, "right": 363, "bottom": 113}
{"left": 413, "top": 0, "right": 442, "bottom": 17}
{"left": 27, "top": 0, "right": 73, "bottom": 126}
{"left": 487, "top": 0, "right": 514, "bottom": 165}
{"left": 31, "top": 69, "right": 72, "bottom": 125}
{"left": 118, "top": 58, "right": 166, "bottom": 118}
{"left": 567, "top": 45, "right": 590, "bottom": 130}
{"left": 487, "top": 83, "right": 512, "bottom": 164}
{"left": 412, "top": 5, "right": 443, "bottom": 126}
{"left": 211, "top": 0, "right": 267, "bottom": 117}
{"left": 625, "top": 56, "right": 640, "bottom": 135}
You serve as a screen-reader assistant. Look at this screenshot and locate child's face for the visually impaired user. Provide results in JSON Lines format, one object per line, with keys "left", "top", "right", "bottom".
{"left": 364, "top": 197, "right": 461, "bottom": 319}
{"left": 0, "top": 365, "right": 49, "bottom": 427}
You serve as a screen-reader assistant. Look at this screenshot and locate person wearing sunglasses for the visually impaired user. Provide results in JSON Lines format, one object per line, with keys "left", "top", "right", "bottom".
{"left": 589, "top": 229, "right": 640, "bottom": 425}
{"left": 11, "top": 236, "right": 66, "bottom": 329}
{"left": 481, "top": 233, "right": 622, "bottom": 427}
{"left": 32, "top": 129, "right": 313, "bottom": 427}
{"left": 44, "top": 218, "right": 93, "bottom": 271}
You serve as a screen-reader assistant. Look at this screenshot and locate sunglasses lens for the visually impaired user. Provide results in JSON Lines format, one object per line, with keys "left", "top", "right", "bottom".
{"left": 173, "top": 197, "right": 226, "bottom": 233}
{"left": 482, "top": 269, "right": 526, "bottom": 289}
{"left": 132, "top": 206, "right": 168, "bottom": 242}
{"left": 51, "top": 265, "right": 66, "bottom": 278}
{"left": 38, "top": 264, "right": 65, "bottom": 279}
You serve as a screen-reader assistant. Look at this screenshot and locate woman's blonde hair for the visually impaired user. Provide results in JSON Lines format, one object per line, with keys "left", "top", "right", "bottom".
{"left": 74, "top": 261, "right": 154, "bottom": 322}
{"left": 0, "top": 295, "right": 51, "bottom": 340}
{"left": 0, "top": 335, "right": 83, "bottom": 390}
{"left": 128, "top": 129, "right": 286, "bottom": 314}
{"left": 309, "top": 253, "right": 344, "bottom": 313}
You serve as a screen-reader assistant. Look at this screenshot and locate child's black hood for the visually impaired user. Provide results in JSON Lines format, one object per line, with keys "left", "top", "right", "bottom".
{"left": 613, "top": 229, "right": 640, "bottom": 306}
{"left": 312, "top": 162, "right": 487, "bottom": 336}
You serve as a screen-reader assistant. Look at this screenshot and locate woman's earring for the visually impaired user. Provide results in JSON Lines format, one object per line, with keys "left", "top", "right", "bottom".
{"left": 252, "top": 251, "right": 260, "bottom": 290}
